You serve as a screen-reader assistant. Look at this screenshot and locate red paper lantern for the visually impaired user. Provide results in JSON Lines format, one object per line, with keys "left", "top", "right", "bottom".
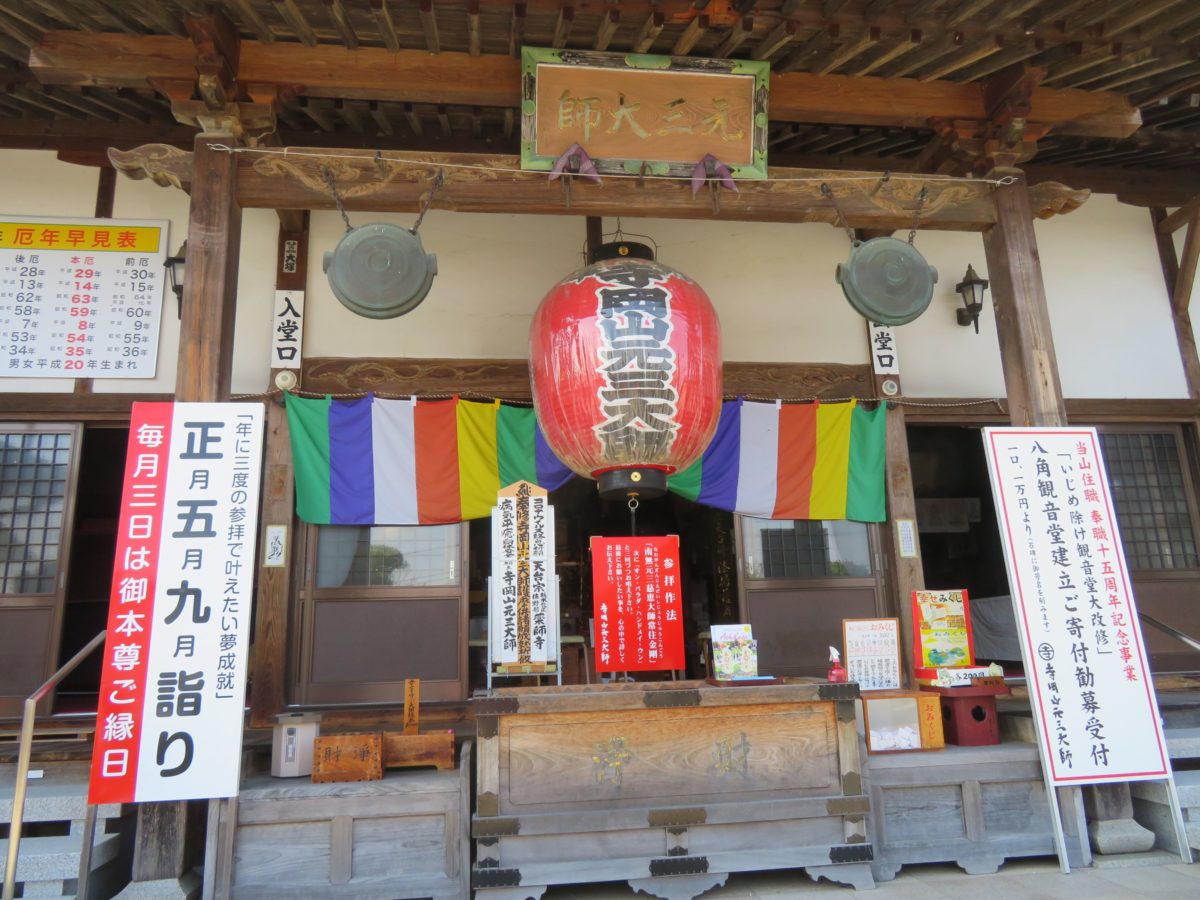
{"left": 530, "top": 245, "right": 722, "bottom": 499}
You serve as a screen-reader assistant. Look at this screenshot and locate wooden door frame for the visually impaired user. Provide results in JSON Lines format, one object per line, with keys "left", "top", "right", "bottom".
{"left": 290, "top": 520, "right": 471, "bottom": 706}
{"left": 734, "top": 517, "right": 889, "bottom": 620}
{"left": 0, "top": 421, "right": 83, "bottom": 718}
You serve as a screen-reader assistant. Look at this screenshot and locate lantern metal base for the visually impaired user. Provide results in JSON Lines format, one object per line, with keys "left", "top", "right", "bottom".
{"left": 597, "top": 468, "right": 668, "bottom": 500}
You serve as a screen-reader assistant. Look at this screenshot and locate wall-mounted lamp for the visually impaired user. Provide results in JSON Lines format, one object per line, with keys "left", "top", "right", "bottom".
{"left": 955, "top": 264, "right": 989, "bottom": 333}
{"left": 164, "top": 240, "right": 186, "bottom": 319}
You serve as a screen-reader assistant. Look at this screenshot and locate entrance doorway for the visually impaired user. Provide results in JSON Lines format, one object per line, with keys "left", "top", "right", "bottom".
{"left": 0, "top": 423, "right": 124, "bottom": 719}
{"left": 908, "top": 423, "right": 1200, "bottom": 673}
{"left": 467, "top": 477, "right": 737, "bottom": 690}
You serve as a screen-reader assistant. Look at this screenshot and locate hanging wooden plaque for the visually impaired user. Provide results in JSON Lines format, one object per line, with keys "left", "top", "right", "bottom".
{"left": 521, "top": 47, "right": 769, "bottom": 179}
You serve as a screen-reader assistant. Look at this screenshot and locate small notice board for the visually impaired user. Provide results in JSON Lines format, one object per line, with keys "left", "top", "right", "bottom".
{"left": 912, "top": 589, "right": 974, "bottom": 673}
{"left": 0, "top": 216, "right": 168, "bottom": 378}
{"left": 843, "top": 618, "right": 902, "bottom": 691}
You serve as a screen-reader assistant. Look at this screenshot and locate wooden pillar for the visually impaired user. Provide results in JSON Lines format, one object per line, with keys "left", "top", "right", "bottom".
{"left": 985, "top": 168, "right": 1154, "bottom": 856}
{"left": 1149, "top": 207, "right": 1200, "bottom": 399}
{"left": 866, "top": 327, "right": 923, "bottom": 684}
{"left": 127, "top": 134, "right": 243, "bottom": 897}
{"left": 981, "top": 168, "right": 1066, "bottom": 428}
{"left": 250, "top": 214, "right": 309, "bottom": 727}
{"left": 175, "top": 134, "right": 243, "bottom": 403}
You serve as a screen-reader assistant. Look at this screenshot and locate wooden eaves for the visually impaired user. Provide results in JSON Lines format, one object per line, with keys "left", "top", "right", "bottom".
{"left": 28, "top": 33, "right": 1142, "bottom": 140}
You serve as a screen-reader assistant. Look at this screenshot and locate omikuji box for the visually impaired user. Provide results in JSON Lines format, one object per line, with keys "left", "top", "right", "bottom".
{"left": 271, "top": 712, "right": 321, "bottom": 778}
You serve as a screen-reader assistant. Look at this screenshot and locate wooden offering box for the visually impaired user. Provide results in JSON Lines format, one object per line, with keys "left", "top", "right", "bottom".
{"left": 472, "top": 681, "right": 874, "bottom": 899}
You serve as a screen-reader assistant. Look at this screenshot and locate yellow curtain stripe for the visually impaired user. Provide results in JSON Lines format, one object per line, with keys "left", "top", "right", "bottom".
{"left": 809, "top": 399, "right": 855, "bottom": 519}
{"left": 456, "top": 400, "right": 500, "bottom": 520}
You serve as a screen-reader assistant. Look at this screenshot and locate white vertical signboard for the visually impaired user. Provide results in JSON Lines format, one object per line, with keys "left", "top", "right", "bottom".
{"left": 89, "top": 402, "right": 265, "bottom": 804}
{"left": 489, "top": 481, "right": 558, "bottom": 675}
{"left": 984, "top": 427, "right": 1191, "bottom": 865}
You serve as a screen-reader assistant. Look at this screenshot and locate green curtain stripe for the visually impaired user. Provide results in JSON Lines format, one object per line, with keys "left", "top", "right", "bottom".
{"left": 286, "top": 394, "right": 333, "bottom": 524}
{"left": 667, "top": 457, "right": 704, "bottom": 502}
{"left": 846, "top": 404, "right": 887, "bottom": 522}
{"left": 496, "top": 404, "right": 539, "bottom": 486}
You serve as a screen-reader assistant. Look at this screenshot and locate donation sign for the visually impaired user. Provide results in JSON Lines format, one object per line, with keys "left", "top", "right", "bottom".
{"left": 490, "top": 481, "right": 558, "bottom": 667}
{"left": 89, "top": 402, "right": 265, "bottom": 804}
{"left": 591, "top": 535, "right": 684, "bottom": 672}
{"left": 0, "top": 216, "right": 167, "bottom": 378}
{"left": 984, "top": 427, "right": 1170, "bottom": 785}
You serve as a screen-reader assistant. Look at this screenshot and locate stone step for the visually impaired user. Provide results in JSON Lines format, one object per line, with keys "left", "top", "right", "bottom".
{"left": 1131, "top": 769, "right": 1200, "bottom": 808}
{"left": 0, "top": 763, "right": 122, "bottom": 823}
{"left": 1165, "top": 727, "right": 1200, "bottom": 760}
{"left": 0, "top": 832, "right": 120, "bottom": 883}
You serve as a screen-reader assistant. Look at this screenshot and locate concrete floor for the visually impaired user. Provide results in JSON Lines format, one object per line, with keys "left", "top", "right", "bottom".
{"left": 540, "top": 855, "right": 1200, "bottom": 899}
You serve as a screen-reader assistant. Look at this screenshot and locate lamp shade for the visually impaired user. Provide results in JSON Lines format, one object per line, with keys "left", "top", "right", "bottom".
{"left": 530, "top": 256, "right": 722, "bottom": 498}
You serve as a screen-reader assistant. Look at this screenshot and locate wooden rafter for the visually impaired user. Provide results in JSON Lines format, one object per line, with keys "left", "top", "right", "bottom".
{"left": 671, "top": 14, "right": 707, "bottom": 56}
{"left": 593, "top": 7, "right": 619, "bottom": 52}
{"left": 632, "top": 12, "right": 665, "bottom": 54}
{"left": 323, "top": 0, "right": 358, "bottom": 50}
{"left": 419, "top": 0, "right": 439, "bottom": 54}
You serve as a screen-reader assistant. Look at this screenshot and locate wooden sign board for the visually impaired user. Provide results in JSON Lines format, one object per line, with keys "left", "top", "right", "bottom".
{"left": 312, "top": 733, "right": 383, "bottom": 783}
{"left": 490, "top": 480, "right": 558, "bottom": 669}
{"left": 522, "top": 47, "right": 768, "bottom": 179}
{"left": 842, "top": 618, "right": 902, "bottom": 691}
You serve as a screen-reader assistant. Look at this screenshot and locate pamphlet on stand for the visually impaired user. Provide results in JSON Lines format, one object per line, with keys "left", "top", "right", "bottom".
{"left": 707, "top": 624, "right": 779, "bottom": 685}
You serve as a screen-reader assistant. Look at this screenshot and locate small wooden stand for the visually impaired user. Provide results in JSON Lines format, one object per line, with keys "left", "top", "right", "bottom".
{"left": 922, "top": 682, "right": 1011, "bottom": 747}
{"left": 383, "top": 678, "right": 456, "bottom": 771}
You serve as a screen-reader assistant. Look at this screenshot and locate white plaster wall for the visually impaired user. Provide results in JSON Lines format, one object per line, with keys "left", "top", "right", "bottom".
{"left": 0, "top": 151, "right": 100, "bottom": 393}
{"left": 304, "top": 211, "right": 871, "bottom": 364}
{"left": 0, "top": 150, "right": 280, "bottom": 396}
{"left": 0, "top": 149, "right": 1190, "bottom": 402}
{"left": 881, "top": 228, "right": 1006, "bottom": 399}
{"left": 1037, "top": 193, "right": 1186, "bottom": 399}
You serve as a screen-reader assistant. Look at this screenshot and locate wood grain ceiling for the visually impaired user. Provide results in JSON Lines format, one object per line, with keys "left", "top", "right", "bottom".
{"left": 0, "top": 1, "right": 1197, "bottom": 197}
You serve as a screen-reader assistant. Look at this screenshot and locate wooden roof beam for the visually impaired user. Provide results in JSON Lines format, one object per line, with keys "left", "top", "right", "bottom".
{"left": 227, "top": 145, "right": 1059, "bottom": 231}
{"left": 552, "top": 6, "right": 574, "bottom": 50}
{"left": 593, "top": 7, "right": 619, "bottom": 52}
{"left": 371, "top": 0, "right": 399, "bottom": 53}
{"left": 1156, "top": 196, "right": 1200, "bottom": 233}
{"left": 1104, "top": 0, "right": 1187, "bottom": 39}
{"left": 270, "top": 0, "right": 316, "bottom": 48}
{"left": 714, "top": 16, "right": 752, "bottom": 59}
{"left": 751, "top": 21, "right": 797, "bottom": 62}
{"left": 420, "top": 0, "right": 440, "bottom": 54}
{"left": 810, "top": 27, "right": 880, "bottom": 76}
{"left": 223, "top": 1, "right": 274, "bottom": 44}
{"left": 919, "top": 34, "right": 1003, "bottom": 83}
{"left": 671, "top": 14, "right": 708, "bottom": 56}
{"left": 467, "top": 1, "right": 481, "bottom": 56}
{"left": 322, "top": 0, "right": 359, "bottom": 50}
{"left": 509, "top": 2, "right": 525, "bottom": 57}
{"left": 27, "top": 33, "right": 1143, "bottom": 138}
{"left": 849, "top": 31, "right": 920, "bottom": 77}
{"left": 632, "top": 12, "right": 665, "bottom": 54}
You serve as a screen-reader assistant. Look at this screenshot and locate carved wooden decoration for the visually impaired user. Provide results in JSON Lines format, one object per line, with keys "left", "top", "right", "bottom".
{"left": 107, "top": 144, "right": 194, "bottom": 192}
{"left": 299, "top": 358, "right": 873, "bottom": 402}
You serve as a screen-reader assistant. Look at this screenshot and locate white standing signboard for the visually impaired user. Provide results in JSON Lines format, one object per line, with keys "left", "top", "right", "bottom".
{"left": 489, "top": 481, "right": 558, "bottom": 682}
{"left": 0, "top": 216, "right": 168, "bottom": 378}
{"left": 843, "top": 618, "right": 902, "bottom": 691}
{"left": 89, "top": 402, "right": 264, "bottom": 804}
{"left": 984, "top": 427, "right": 1191, "bottom": 865}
